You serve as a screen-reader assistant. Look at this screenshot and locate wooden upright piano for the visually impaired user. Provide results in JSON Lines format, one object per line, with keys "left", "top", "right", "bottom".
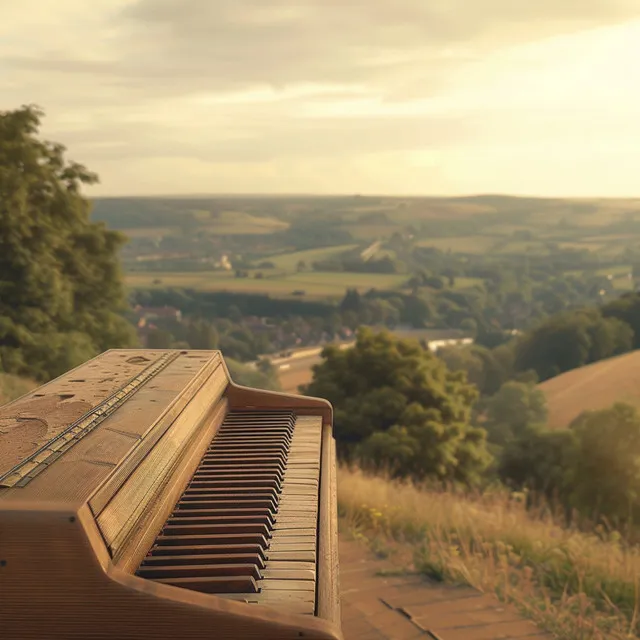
{"left": 0, "top": 350, "right": 341, "bottom": 640}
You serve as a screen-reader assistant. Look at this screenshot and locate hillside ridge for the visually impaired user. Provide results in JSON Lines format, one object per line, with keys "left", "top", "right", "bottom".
{"left": 539, "top": 348, "right": 640, "bottom": 428}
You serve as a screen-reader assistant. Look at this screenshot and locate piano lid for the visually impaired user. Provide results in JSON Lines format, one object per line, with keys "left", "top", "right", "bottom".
{"left": 0, "top": 350, "right": 222, "bottom": 498}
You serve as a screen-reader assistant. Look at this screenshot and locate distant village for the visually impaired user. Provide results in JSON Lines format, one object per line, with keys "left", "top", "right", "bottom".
{"left": 132, "top": 303, "right": 474, "bottom": 359}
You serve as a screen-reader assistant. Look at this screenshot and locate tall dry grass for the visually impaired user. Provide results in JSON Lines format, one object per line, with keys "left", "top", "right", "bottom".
{"left": 338, "top": 466, "right": 640, "bottom": 640}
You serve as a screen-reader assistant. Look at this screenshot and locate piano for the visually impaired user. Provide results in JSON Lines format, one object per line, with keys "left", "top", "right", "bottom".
{"left": 0, "top": 350, "right": 341, "bottom": 640}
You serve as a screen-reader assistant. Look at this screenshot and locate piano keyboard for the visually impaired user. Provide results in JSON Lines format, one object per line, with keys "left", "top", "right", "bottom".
{"left": 137, "top": 410, "right": 322, "bottom": 615}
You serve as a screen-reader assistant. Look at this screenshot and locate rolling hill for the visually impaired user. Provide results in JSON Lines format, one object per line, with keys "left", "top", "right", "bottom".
{"left": 538, "top": 349, "right": 640, "bottom": 429}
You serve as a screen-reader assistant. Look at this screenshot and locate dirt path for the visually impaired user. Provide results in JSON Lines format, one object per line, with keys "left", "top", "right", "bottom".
{"left": 339, "top": 536, "right": 551, "bottom": 640}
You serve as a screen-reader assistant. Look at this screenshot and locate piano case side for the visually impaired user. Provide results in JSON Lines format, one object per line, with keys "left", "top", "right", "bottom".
{"left": 0, "top": 500, "right": 342, "bottom": 640}
{"left": 222, "top": 359, "right": 333, "bottom": 428}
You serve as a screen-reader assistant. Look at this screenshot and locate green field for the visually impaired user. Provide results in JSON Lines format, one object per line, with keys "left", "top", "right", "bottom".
{"left": 126, "top": 270, "right": 408, "bottom": 300}
{"left": 267, "top": 244, "right": 359, "bottom": 269}
{"left": 595, "top": 265, "right": 632, "bottom": 277}
{"left": 97, "top": 195, "right": 640, "bottom": 302}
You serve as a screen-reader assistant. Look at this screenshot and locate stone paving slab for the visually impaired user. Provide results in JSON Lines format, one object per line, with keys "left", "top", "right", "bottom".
{"left": 339, "top": 537, "right": 552, "bottom": 640}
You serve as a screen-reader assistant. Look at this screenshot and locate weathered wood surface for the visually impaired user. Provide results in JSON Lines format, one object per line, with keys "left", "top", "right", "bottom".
{"left": 339, "top": 537, "right": 551, "bottom": 640}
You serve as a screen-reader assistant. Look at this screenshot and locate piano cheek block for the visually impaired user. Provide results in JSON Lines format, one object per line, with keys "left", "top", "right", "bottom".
{"left": 0, "top": 349, "right": 341, "bottom": 640}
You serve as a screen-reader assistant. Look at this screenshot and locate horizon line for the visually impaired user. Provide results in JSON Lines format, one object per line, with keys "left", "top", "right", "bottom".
{"left": 88, "top": 192, "right": 640, "bottom": 201}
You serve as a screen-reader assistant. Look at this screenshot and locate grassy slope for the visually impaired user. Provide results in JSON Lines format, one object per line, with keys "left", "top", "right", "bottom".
{"left": 538, "top": 350, "right": 640, "bottom": 429}
{"left": 339, "top": 467, "right": 639, "bottom": 640}
{"left": 267, "top": 244, "right": 359, "bottom": 269}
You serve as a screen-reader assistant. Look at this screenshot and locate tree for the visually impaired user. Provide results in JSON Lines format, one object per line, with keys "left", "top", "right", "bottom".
{"left": 438, "top": 344, "right": 507, "bottom": 397}
{"left": 256, "top": 357, "right": 276, "bottom": 376}
{"left": 146, "top": 329, "right": 174, "bottom": 349}
{"left": 569, "top": 403, "right": 640, "bottom": 526}
{"left": 340, "top": 289, "right": 362, "bottom": 313}
{"left": 438, "top": 346, "right": 484, "bottom": 391}
{"left": 499, "top": 425, "right": 577, "bottom": 509}
{"left": 186, "top": 319, "right": 219, "bottom": 350}
{"left": 403, "top": 294, "right": 434, "bottom": 327}
{"left": 459, "top": 318, "right": 478, "bottom": 337}
{"left": 302, "top": 328, "right": 492, "bottom": 485}
{"left": 514, "top": 309, "right": 632, "bottom": 381}
{"left": 481, "top": 381, "right": 548, "bottom": 446}
{"left": 0, "top": 105, "right": 136, "bottom": 380}
{"left": 602, "top": 293, "right": 640, "bottom": 348}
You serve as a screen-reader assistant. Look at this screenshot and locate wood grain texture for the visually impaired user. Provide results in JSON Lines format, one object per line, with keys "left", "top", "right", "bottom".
{"left": 316, "top": 424, "right": 341, "bottom": 628}
{"left": 0, "top": 502, "right": 341, "bottom": 640}
{"left": 88, "top": 353, "right": 221, "bottom": 515}
{"left": 95, "top": 367, "right": 227, "bottom": 554}
{"left": 0, "top": 351, "right": 217, "bottom": 506}
{"left": 115, "top": 399, "right": 228, "bottom": 574}
{"left": 0, "top": 350, "right": 192, "bottom": 476}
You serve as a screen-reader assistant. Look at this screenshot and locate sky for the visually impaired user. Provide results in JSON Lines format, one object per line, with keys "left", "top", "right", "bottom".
{"left": 2, "top": 0, "right": 640, "bottom": 197}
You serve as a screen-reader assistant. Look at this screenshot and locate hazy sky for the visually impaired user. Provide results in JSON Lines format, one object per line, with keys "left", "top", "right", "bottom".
{"left": 3, "top": 1, "right": 640, "bottom": 197}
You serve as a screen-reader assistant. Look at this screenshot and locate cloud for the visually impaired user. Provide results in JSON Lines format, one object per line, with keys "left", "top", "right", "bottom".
{"left": 6, "top": 0, "right": 640, "bottom": 99}
{"left": 66, "top": 113, "right": 474, "bottom": 166}
{"left": 2, "top": 1, "right": 640, "bottom": 195}
{"left": 119, "top": 0, "right": 640, "bottom": 98}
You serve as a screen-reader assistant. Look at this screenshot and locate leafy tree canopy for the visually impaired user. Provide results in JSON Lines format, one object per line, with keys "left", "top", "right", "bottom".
{"left": 0, "top": 105, "right": 136, "bottom": 380}
{"left": 513, "top": 308, "right": 632, "bottom": 382}
{"left": 481, "top": 380, "right": 548, "bottom": 447}
{"left": 602, "top": 292, "right": 640, "bottom": 349}
{"left": 569, "top": 403, "right": 640, "bottom": 526}
{"left": 438, "top": 344, "right": 508, "bottom": 396}
{"left": 500, "top": 403, "right": 640, "bottom": 528}
{"left": 302, "top": 327, "right": 491, "bottom": 485}
{"left": 499, "top": 425, "right": 577, "bottom": 506}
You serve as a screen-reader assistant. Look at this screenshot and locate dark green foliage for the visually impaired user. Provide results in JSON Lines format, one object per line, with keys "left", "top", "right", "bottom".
{"left": 438, "top": 344, "right": 509, "bottom": 396}
{"left": 146, "top": 329, "right": 174, "bottom": 349}
{"left": 186, "top": 319, "right": 219, "bottom": 350}
{"left": 403, "top": 295, "right": 434, "bottom": 328}
{"left": 302, "top": 328, "right": 491, "bottom": 485}
{"left": 131, "top": 288, "right": 335, "bottom": 320}
{"left": 513, "top": 308, "right": 633, "bottom": 381}
{"left": 602, "top": 293, "right": 640, "bottom": 348}
{"left": 481, "top": 381, "right": 548, "bottom": 447}
{"left": 0, "top": 105, "right": 136, "bottom": 380}
{"left": 278, "top": 218, "right": 354, "bottom": 250}
{"left": 499, "top": 426, "right": 577, "bottom": 505}
{"left": 500, "top": 403, "right": 640, "bottom": 529}
{"left": 569, "top": 403, "right": 640, "bottom": 527}
{"left": 340, "top": 288, "right": 362, "bottom": 313}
